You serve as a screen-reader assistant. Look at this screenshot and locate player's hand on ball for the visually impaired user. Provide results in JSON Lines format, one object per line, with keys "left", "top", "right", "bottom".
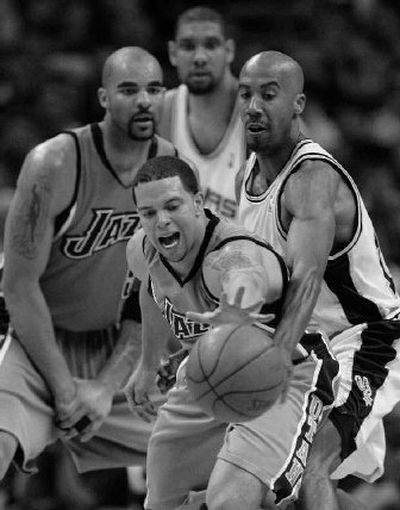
{"left": 186, "top": 286, "right": 275, "bottom": 327}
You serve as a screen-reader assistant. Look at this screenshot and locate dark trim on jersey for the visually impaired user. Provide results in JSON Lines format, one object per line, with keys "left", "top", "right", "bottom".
{"left": 330, "top": 319, "right": 400, "bottom": 460}
{"left": 160, "top": 209, "right": 220, "bottom": 287}
{"left": 91, "top": 123, "right": 159, "bottom": 188}
{"left": 374, "top": 234, "right": 396, "bottom": 294}
{"left": 273, "top": 338, "right": 339, "bottom": 505}
{"left": 54, "top": 130, "right": 81, "bottom": 236}
{"left": 324, "top": 253, "right": 383, "bottom": 323}
{"left": 276, "top": 152, "right": 360, "bottom": 255}
{"left": 244, "top": 139, "right": 311, "bottom": 202}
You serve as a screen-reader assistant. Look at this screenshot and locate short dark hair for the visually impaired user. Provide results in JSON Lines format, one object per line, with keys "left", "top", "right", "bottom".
{"left": 132, "top": 156, "right": 200, "bottom": 204}
{"left": 175, "top": 6, "right": 226, "bottom": 38}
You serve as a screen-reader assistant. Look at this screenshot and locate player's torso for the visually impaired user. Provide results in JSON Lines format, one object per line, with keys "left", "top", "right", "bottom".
{"left": 239, "top": 139, "right": 400, "bottom": 336}
{"left": 144, "top": 212, "right": 260, "bottom": 349}
{"left": 169, "top": 85, "right": 246, "bottom": 220}
{"left": 41, "top": 124, "right": 166, "bottom": 331}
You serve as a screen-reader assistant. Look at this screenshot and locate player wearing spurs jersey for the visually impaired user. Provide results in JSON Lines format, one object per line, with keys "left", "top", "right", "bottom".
{"left": 237, "top": 51, "right": 400, "bottom": 510}
{"left": 158, "top": 6, "right": 246, "bottom": 219}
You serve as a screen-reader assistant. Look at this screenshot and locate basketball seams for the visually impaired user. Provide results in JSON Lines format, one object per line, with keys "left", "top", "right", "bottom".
{"left": 189, "top": 333, "right": 279, "bottom": 400}
{"left": 186, "top": 323, "right": 285, "bottom": 422}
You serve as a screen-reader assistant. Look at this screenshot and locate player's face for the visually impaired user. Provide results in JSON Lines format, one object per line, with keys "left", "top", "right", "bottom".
{"left": 170, "top": 21, "right": 233, "bottom": 94}
{"left": 100, "top": 61, "right": 165, "bottom": 141}
{"left": 136, "top": 176, "right": 203, "bottom": 262}
{"left": 238, "top": 64, "right": 298, "bottom": 152}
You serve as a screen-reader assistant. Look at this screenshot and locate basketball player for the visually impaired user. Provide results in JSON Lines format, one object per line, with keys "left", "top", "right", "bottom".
{"left": 158, "top": 6, "right": 246, "bottom": 219}
{"left": 236, "top": 51, "right": 400, "bottom": 509}
{"left": 125, "top": 155, "right": 341, "bottom": 510}
{"left": 0, "top": 47, "right": 177, "bottom": 482}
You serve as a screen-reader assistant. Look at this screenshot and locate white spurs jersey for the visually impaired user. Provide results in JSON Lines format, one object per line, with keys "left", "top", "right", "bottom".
{"left": 238, "top": 138, "right": 400, "bottom": 337}
{"left": 163, "top": 84, "right": 246, "bottom": 219}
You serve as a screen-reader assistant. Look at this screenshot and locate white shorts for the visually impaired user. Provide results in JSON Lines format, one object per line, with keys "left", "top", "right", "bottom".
{"left": 328, "top": 319, "right": 400, "bottom": 481}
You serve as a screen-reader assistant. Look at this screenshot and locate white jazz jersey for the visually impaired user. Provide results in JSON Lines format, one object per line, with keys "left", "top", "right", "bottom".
{"left": 238, "top": 138, "right": 400, "bottom": 337}
{"left": 166, "top": 84, "right": 246, "bottom": 219}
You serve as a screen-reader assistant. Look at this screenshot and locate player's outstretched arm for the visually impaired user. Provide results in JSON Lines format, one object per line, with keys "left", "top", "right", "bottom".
{"left": 187, "top": 239, "right": 283, "bottom": 325}
{"left": 3, "top": 135, "right": 78, "bottom": 413}
{"left": 273, "top": 161, "right": 339, "bottom": 362}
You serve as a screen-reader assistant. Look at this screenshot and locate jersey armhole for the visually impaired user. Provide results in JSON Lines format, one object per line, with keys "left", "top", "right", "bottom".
{"left": 126, "top": 229, "right": 147, "bottom": 281}
{"left": 53, "top": 131, "right": 81, "bottom": 237}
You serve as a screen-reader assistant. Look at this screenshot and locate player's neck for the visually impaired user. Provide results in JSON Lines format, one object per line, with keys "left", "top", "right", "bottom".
{"left": 257, "top": 130, "right": 304, "bottom": 180}
{"left": 187, "top": 73, "right": 237, "bottom": 116}
{"left": 98, "top": 121, "right": 154, "bottom": 185}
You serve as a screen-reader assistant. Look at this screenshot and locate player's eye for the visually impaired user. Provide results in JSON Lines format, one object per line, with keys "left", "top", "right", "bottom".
{"left": 146, "top": 85, "right": 164, "bottom": 96}
{"left": 239, "top": 89, "right": 251, "bottom": 100}
{"left": 178, "top": 40, "right": 195, "bottom": 51}
{"left": 119, "top": 87, "right": 138, "bottom": 96}
{"left": 204, "top": 39, "right": 222, "bottom": 51}
{"left": 141, "top": 210, "right": 155, "bottom": 219}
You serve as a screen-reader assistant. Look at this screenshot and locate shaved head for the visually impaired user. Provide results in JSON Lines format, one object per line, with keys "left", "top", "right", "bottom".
{"left": 240, "top": 51, "right": 304, "bottom": 95}
{"left": 102, "top": 46, "right": 163, "bottom": 88}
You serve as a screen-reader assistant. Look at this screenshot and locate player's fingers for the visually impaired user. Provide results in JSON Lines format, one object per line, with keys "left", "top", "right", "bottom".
{"left": 79, "top": 419, "right": 101, "bottom": 443}
{"left": 186, "top": 311, "right": 212, "bottom": 323}
{"left": 249, "top": 312, "right": 275, "bottom": 323}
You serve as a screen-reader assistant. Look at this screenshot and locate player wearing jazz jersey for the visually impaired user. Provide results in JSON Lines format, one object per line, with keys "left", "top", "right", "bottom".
{"left": 0, "top": 47, "right": 176, "bottom": 480}
{"left": 158, "top": 6, "right": 246, "bottom": 219}
{"left": 237, "top": 51, "right": 400, "bottom": 509}
{"left": 125, "top": 156, "right": 340, "bottom": 510}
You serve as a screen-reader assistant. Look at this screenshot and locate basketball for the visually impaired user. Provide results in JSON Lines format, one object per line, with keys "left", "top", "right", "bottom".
{"left": 186, "top": 323, "right": 285, "bottom": 423}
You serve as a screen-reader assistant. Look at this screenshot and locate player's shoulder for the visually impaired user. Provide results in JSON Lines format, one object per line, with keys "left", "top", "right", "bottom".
{"left": 126, "top": 228, "right": 147, "bottom": 281}
{"left": 23, "top": 132, "right": 77, "bottom": 179}
{"left": 154, "top": 134, "right": 178, "bottom": 156}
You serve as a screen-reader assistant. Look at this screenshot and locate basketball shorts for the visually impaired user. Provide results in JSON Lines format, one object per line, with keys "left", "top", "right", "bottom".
{"left": 0, "top": 326, "right": 165, "bottom": 474}
{"left": 145, "top": 332, "right": 339, "bottom": 509}
{"left": 328, "top": 318, "right": 400, "bottom": 482}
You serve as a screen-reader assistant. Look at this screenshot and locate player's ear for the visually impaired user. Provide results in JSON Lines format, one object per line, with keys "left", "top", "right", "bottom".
{"left": 194, "top": 192, "right": 204, "bottom": 215}
{"left": 294, "top": 93, "right": 306, "bottom": 115}
{"left": 98, "top": 87, "right": 108, "bottom": 110}
{"left": 225, "top": 38, "right": 235, "bottom": 65}
{"left": 168, "top": 40, "right": 178, "bottom": 67}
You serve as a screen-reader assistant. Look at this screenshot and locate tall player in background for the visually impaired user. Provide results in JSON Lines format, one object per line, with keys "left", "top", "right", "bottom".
{"left": 158, "top": 6, "right": 246, "bottom": 220}
{"left": 237, "top": 50, "right": 400, "bottom": 510}
{"left": 0, "top": 46, "right": 176, "bottom": 495}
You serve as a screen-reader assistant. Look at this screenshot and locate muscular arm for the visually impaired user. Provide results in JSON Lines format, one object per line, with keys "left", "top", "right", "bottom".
{"left": 273, "top": 161, "right": 340, "bottom": 356}
{"left": 205, "top": 239, "right": 284, "bottom": 310}
{"left": 3, "top": 136, "right": 77, "bottom": 404}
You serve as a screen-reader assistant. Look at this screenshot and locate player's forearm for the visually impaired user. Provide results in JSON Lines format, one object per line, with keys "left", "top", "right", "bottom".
{"left": 273, "top": 265, "right": 322, "bottom": 356}
{"left": 98, "top": 318, "right": 142, "bottom": 392}
{"left": 4, "top": 283, "right": 75, "bottom": 400}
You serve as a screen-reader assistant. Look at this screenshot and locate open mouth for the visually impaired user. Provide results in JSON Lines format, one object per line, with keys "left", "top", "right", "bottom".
{"left": 159, "top": 232, "right": 180, "bottom": 249}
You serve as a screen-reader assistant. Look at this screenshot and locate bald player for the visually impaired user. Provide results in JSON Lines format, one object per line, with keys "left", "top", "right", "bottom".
{"left": 236, "top": 51, "right": 400, "bottom": 509}
{"left": 0, "top": 46, "right": 177, "bottom": 481}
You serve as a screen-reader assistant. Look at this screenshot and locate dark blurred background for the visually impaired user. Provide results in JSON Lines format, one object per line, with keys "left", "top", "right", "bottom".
{"left": 1, "top": 0, "right": 400, "bottom": 509}
{"left": 1, "top": 0, "right": 400, "bottom": 273}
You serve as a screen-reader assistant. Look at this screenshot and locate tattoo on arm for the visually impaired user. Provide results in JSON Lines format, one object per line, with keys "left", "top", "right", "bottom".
{"left": 210, "top": 248, "right": 255, "bottom": 286}
{"left": 11, "top": 177, "right": 51, "bottom": 260}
